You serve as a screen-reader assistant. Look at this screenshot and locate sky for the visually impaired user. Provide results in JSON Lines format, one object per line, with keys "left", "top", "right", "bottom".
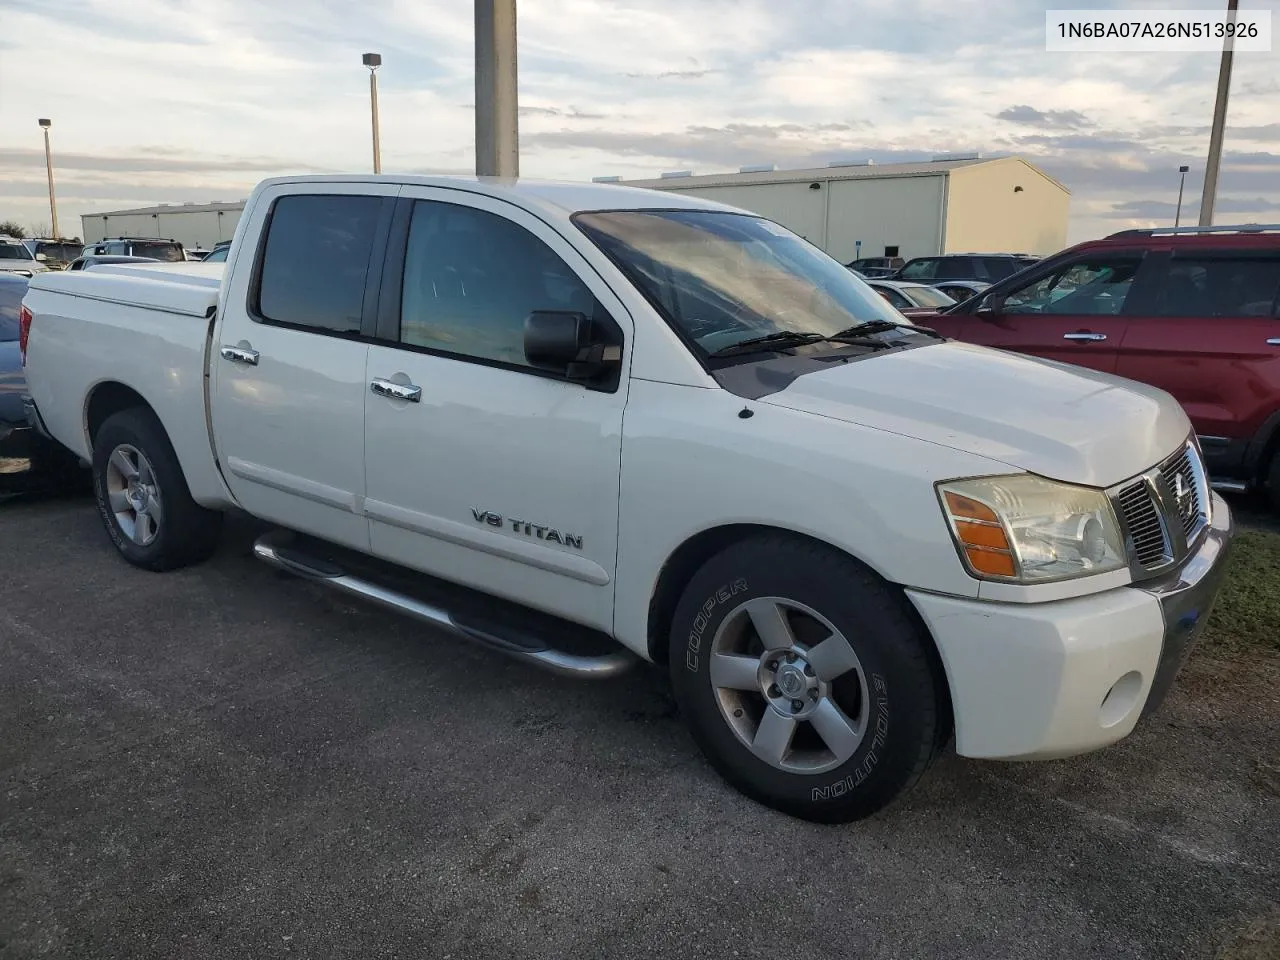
{"left": 1, "top": 0, "right": 1277, "bottom": 245}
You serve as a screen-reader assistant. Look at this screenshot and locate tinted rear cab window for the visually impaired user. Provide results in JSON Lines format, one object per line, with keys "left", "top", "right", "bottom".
{"left": 255, "top": 194, "right": 382, "bottom": 333}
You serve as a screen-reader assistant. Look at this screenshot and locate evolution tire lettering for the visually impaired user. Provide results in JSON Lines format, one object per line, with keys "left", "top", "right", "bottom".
{"left": 470, "top": 508, "right": 583, "bottom": 550}
{"left": 811, "top": 673, "right": 890, "bottom": 801}
{"left": 685, "top": 578, "right": 750, "bottom": 671}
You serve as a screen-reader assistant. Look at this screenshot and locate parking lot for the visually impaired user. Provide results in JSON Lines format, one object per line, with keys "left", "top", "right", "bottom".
{"left": 2, "top": 494, "right": 1278, "bottom": 959}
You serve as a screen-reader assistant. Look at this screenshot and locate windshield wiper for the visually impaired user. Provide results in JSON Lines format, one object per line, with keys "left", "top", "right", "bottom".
{"left": 707, "top": 330, "right": 828, "bottom": 358}
{"left": 831, "top": 319, "right": 946, "bottom": 341}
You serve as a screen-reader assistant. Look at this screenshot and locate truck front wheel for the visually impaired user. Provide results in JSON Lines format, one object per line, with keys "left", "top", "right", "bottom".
{"left": 92, "top": 407, "right": 222, "bottom": 571}
{"left": 669, "top": 535, "right": 949, "bottom": 823}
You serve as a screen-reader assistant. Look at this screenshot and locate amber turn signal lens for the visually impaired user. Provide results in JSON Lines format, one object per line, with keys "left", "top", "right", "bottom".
{"left": 943, "top": 490, "right": 1000, "bottom": 524}
{"left": 953, "top": 519, "right": 1010, "bottom": 550}
{"left": 964, "top": 546, "right": 1017, "bottom": 577}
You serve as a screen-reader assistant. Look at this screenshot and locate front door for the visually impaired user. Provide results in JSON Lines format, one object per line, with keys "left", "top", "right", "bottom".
{"left": 957, "top": 252, "right": 1146, "bottom": 374}
{"left": 210, "top": 184, "right": 398, "bottom": 551}
{"left": 361, "top": 190, "right": 632, "bottom": 631}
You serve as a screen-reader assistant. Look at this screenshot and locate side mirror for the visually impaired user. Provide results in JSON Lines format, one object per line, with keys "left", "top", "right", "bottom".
{"left": 524, "top": 310, "right": 621, "bottom": 383}
{"left": 979, "top": 293, "right": 1006, "bottom": 317}
{"left": 35, "top": 253, "right": 47, "bottom": 261}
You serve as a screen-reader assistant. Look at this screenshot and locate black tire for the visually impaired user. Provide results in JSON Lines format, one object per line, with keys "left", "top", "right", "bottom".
{"left": 668, "top": 534, "right": 949, "bottom": 823}
{"left": 91, "top": 407, "right": 222, "bottom": 571}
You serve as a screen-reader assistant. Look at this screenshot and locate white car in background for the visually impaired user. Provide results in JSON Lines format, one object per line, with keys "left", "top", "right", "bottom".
{"left": 932, "top": 280, "right": 991, "bottom": 304}
{"left": 864, "top": 278, "right": 956, "bottom": 317}
{"left": 0, "top": 237, "right": 50, "bottom": 277}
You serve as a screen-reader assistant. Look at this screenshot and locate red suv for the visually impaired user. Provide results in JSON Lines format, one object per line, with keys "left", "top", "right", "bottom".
{"left": 924, "top": 224, "right": 1280, "bottom": 503}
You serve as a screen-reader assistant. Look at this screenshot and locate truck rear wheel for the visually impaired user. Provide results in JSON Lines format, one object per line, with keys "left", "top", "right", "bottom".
{"left": 92, "top": 407, "right": 222, "bottom": 571}
{"left": 668, "top": 534, "right": 949, "bottom": 823}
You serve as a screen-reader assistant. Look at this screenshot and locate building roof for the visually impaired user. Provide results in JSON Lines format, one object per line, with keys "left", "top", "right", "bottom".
{"left": 86, "top": 200, "right": 247, "bottom": 217}
{"left": 619, "top": 155, "right": 1068, "bottom": 192}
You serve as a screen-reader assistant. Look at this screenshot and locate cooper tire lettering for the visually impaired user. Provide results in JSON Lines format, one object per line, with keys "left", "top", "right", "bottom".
{"left": 684, "top": 578, "right": 748, "bottom": 671}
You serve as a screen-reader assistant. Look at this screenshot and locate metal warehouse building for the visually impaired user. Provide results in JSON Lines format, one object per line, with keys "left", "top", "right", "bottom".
{"left": 81, "top": 200, "right": 246, "bottom": 252}
{"left": 618, "top": 155, "right": 1069, "bottom": 264}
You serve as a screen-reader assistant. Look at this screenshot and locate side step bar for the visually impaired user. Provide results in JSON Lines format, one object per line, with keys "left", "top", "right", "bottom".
{"left": 252, "top": 531, "right": 636, "bottom": 680}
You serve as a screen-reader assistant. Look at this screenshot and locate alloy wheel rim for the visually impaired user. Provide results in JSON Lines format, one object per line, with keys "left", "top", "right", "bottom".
{"left": 104, "top": 443, "right": 163, "bottom": 546}
{"left": 709, "top": 596, "right": 870, "bottom": 775}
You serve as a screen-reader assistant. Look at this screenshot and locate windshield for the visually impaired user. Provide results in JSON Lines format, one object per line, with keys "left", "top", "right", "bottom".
{"left": 900, "top": 285, "right": 955, "bottom": 308}
{"left": 0, "top": 244, "right": 35, "bottom": 261}
{"left": 203, "top": 245, "right": 229, "bottom": 263}
{"left": 130, "top": 241, "right": 185, "bottom": 262}
{"left": 574, "top": 210, "right": 910, "bottom": 358}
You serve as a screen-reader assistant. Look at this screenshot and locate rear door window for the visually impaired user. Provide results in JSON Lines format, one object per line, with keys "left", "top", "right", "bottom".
{"left": 936, "top": 257, "right": 976, "bottom": 279}
{"left": 1136, "top": 256, "right": 1280, "bottom": 318}
{"left": 982, "top": 257, "right": 1022, "bottom": 280}
{"left": 254, "top": 194, "right": 382, "bottom": 334}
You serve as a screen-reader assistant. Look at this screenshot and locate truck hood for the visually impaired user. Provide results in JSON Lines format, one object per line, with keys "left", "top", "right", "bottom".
{"left": 756, "top": 341, "right": 1190, "bottom": 488}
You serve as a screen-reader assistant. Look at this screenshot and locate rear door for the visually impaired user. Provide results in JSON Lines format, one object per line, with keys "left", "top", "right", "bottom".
{"left": 942, "top": 250, "right": 1145, "bottom": 374}
{"left": 210, "top": 183, "right": 398, "bottom": 551}
{"left": 1117, "top": 249, "right": 1280, "bottom": 470}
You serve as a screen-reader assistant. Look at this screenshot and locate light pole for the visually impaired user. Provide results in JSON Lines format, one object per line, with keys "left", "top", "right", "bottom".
{"left": 1199, "top": 0, "right": 1238, "bottom": 226}
{"left": 474, "top": 0, "right": 519, "bottom": 177}
{"left": 38, "top": 119, "right": 60, "bottom": 239}
{"left": 1175, "top": 165, "right": 1190, "bottom": 228}
{"left": 363, "top": 52, "right": 382, "bottom": 174}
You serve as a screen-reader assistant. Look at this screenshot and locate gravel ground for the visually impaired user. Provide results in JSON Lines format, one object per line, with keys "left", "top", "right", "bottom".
{"left": 2, "top": 495, "right": 1278, "bottom": 960}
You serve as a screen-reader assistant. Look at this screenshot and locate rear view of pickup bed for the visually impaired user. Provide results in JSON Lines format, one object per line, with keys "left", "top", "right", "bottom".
{"left": 21, "top": 174, "right": 1233, "bottom": 823}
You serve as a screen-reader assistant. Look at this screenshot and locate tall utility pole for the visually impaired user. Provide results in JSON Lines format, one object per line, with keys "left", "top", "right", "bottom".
{"left": 38, "top": 119, "right": 60, "bottom": 239}
{"left": 475, "top": 0, "right": 519, "bottom": 177}
{"left": 1175, "top": 165, "right": 1190, "bottom": 227}
{"left": 1199, "top": 0, "right": 1238, "bottom": 226}
{"left": 363, "top": 53, "right": 383, "bottom": 174}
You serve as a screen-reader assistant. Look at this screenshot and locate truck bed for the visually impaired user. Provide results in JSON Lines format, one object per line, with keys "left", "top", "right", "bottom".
{"left": 22, "top": 267, "right": 229, "bottom": 506}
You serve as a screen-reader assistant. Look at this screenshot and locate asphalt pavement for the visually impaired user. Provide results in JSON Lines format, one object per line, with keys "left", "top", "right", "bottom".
{"left": 2, "top": 495, "right": 1278, "bottom": 960}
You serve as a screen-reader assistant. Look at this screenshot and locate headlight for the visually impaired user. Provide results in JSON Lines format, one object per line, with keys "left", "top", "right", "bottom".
{"left": 937, "top": 474, "right": 1126, "bottom": 583}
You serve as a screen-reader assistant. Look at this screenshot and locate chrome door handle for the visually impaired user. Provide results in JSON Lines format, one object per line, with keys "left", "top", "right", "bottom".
{"left": 371, "top": 378, "right": 422, "bottom": 402}
{"left": 1063, "top": 332, "right": 1107, "bottom": 342}
{"left": 220, "top": 345, "right": 260, "bottom": 365}
{"left": 1267, "top": 338, "right": 1280, "bottom": 346}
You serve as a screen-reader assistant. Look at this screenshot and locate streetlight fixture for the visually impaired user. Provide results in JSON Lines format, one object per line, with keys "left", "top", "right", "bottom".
{"left": 362, "top": 52, "right": 382, "bottom": 174}
{"left": 38, "top": 118, "right": 60, "bottom": 239}
{"left": 1175, "top": 165, "right": 1190, "bottom": 228}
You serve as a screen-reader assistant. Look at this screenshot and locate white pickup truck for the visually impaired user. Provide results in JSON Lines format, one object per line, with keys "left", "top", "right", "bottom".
{"left": 20, "top": 175, "right": 1232, "bottom": 822}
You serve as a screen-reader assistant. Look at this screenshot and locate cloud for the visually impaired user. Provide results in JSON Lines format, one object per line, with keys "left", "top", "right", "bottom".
{"left": 995, "top": 105, "right": 1092, "bottom": 130}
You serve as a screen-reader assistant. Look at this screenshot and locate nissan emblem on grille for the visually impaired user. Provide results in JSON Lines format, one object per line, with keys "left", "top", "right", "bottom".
{"left": 1110, "top": 441, "right": 1208, "bottom": 576}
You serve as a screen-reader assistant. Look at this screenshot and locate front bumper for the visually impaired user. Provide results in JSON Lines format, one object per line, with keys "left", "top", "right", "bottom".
{"left": 908, "top": 492, "right": 1233, "bottom": 760}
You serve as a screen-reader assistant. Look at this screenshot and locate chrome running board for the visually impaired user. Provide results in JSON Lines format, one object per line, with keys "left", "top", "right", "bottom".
{"left": 253, "top": 531, "right": 636, "bottom": 680}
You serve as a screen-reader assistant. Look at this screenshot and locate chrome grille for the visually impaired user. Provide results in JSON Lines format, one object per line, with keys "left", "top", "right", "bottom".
{"left": 1116, "top": 479, "right": 1169, "bottom": 567}
{"left": 1160, "top": 446, "right": 1204, "bottom": 538}
{"left": 1108, "top": 440, "right": 1210, "bottom": 578}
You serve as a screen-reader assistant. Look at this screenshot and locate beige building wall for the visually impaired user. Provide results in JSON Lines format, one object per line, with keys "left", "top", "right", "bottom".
{"left": 943, "top": 157, "right": 1069, "bottom": 256}
{"left": 825, "top": 175, "right": 946, "bottom": 263}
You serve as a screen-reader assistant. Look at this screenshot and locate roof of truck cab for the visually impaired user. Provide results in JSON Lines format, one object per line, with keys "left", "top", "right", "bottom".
{"left": 251, "top": 174, "right": 750, "bottom": 217}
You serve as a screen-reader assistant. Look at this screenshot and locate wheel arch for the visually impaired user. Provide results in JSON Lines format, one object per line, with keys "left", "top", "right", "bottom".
{"left": 84, "top": 380, "right": 156, "bottom": 447}
{"left": 645, "top": 524, "right": 945, "bottom": 674}
{"left": 646, "top": 521, "right": 954, "bottom": 753}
